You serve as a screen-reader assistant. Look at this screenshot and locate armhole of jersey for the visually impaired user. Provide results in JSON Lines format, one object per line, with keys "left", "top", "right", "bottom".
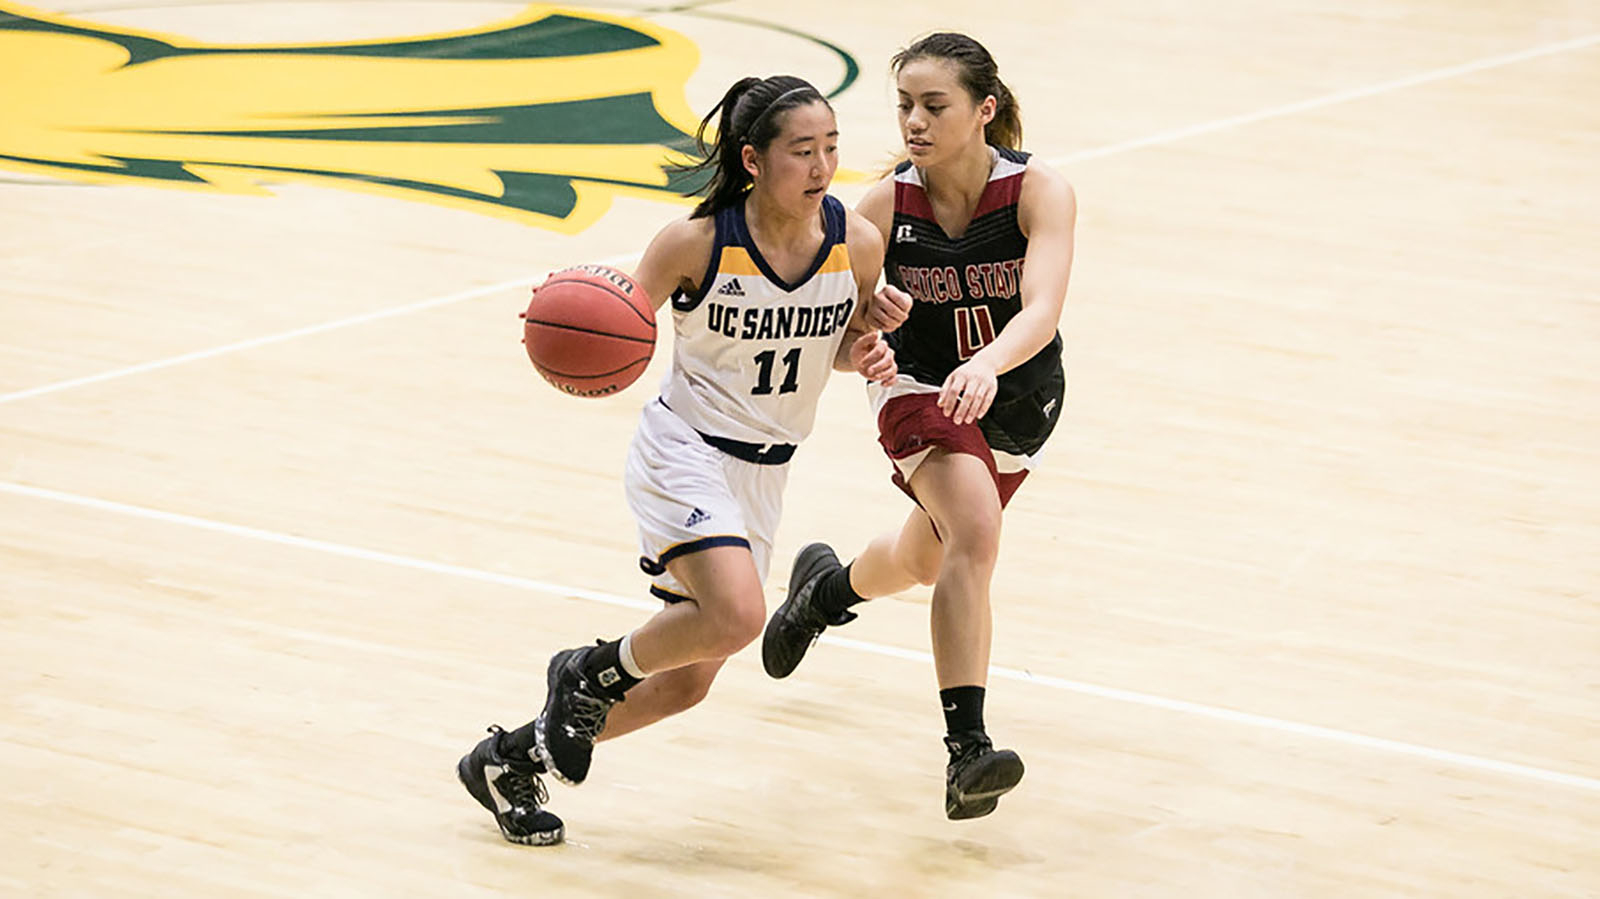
{"left": 983, "top": 146, "right": 1030, "bottom": 217}
{"left": 671, "top": 208, "right": 730, "bottom": 313}
{"left": 1001, "top": 147, "right": 1033, "bottom": 235}
{"left": 824, "top": 195, "right": 854, "bottom": 286}
{"left": 823, "top": 194, "right": 846, "bottom": 248}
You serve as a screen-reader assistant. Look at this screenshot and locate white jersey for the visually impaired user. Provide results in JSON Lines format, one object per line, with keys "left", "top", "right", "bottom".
{"left": 660, "top": 195, "right": 858, "bottom": 448}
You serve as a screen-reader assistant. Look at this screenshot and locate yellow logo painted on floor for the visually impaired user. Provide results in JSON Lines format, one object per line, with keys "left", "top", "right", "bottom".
{"left": 0, "top": 3, "right": 711, "bottom": 232}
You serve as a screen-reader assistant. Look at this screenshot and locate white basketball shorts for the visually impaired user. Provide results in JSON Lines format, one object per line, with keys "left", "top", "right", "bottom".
{"left": 625, "top": 399, "right": 789, "bottom": 602}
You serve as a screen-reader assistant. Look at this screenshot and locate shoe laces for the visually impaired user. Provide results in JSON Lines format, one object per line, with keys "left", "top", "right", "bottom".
{"left": 567, "top": 683, "right": 615, "bottom": 742}
{"left": 501, "top": 766, "right": 549, "bottom": 809}
{"left": 484, "top": 726, "right": 550, "bottom": 808}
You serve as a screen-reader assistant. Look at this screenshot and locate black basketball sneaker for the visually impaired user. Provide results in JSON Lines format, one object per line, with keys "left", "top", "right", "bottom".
{"left": 533, "top": 645, "right": 617, "bottom": 786}
{"left": 944, "top": 731, "right": 1025, "bottom": 820}
{"left": 762, "top": 542, "right": 858, "bottom": 678}
{"left": 456, "top": 725, "right": 564, "bottom": 846}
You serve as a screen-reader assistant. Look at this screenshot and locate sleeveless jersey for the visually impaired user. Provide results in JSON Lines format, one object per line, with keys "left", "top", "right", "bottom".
{"left": 661, "top": 194, "right": 858, "bottom": 446}
{"left": 885, "top": 146, "right": 1062, "bottom": 403}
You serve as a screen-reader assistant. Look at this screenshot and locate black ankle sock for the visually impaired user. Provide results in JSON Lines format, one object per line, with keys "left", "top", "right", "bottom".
{"left": 813, "top": 562, "right": 868, "bottom": 620}
{"left": 581, "top": 638, "right": 641, "bottom": 700}
{"left": 940, "top": 686, "right": 986, "bottom": 737}
{"left": 501, "top": 721, "right": 540, "bottom": 762}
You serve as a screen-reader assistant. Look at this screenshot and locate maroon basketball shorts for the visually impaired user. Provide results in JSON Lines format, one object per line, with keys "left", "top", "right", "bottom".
{"left": 867, "top": 367, "right": 1065, "bottom": 508}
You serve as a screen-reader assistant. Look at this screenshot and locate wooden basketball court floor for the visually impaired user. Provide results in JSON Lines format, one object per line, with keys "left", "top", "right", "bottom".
{"left": 2, "top": 1, "right": 1597, "bottom": 896}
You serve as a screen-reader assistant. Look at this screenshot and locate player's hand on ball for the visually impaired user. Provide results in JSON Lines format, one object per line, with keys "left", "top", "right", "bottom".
{"left": 865, "top": 285, "right": 912, "bottom": 332}
{"left": 851, "top": 331, "right": 897, "bottom": 386}
{"left": 939, "top": 357, "right": 998, "bottom": 425}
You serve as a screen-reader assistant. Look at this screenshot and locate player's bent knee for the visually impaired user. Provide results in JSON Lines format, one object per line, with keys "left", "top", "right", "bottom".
{"left": 706, "top": 596, "right": 766, "bottom": 657}
{"left": 942, "top": 519, "right": 1001, "bottom": 569}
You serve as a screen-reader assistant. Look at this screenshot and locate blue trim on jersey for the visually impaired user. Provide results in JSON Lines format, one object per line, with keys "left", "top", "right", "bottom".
{"left": 638, "top": 534, "right": 752, "bottom": 576}
{"left": 650, "top": 585, "right": 694, "bottom": 604}
{"left": 730, "top": 194, "right": 846, "bottom": 293}
{"left": 671, "top": 206, "right": 736, "bottom": 313}
{"left": 695, "top": 432, "right": 796, "bottom": 465}
{"left": 655, "top": 397, "right": 795, "bottom": 463}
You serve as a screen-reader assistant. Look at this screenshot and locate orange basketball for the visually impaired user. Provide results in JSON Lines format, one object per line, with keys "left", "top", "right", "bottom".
{"left": 521, "top": 264, "right": 656, "bottom": 397}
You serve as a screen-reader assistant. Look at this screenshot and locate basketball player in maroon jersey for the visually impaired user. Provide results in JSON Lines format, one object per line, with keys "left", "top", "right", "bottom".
{"left": 762, "top": 33, "right": 1077, "bottom": 820}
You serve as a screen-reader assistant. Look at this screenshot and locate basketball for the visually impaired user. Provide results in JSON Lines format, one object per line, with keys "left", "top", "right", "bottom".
{"left": 521, "top": 264, "right": 656, "bottom": 397}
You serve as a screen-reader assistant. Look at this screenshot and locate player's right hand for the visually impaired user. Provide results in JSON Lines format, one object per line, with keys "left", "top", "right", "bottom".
{"left": 865, "top": 285, "right": 912, "bottom": 332}
{"left": 851, "top": 330, "right": 898, "bottom": 386}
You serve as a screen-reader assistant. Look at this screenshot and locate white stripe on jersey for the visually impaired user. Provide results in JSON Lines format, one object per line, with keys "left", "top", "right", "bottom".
{"left": 894, "top": 145, "right": 1028, "bottom": 188}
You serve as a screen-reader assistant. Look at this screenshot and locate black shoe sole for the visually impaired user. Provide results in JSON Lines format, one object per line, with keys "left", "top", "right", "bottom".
{"left": 947, "top": 750, "right": 1025, "bottom": 820}
{"left": 762, "top": 542, "right": 838, "bottom": 679}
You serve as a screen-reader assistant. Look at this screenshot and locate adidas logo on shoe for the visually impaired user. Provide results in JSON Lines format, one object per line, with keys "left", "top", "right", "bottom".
{"left": 715, "top": 278, "right": 745, "bottom": 297}
{"left": 684, "top": 507, "right": 711, "bottom": 527}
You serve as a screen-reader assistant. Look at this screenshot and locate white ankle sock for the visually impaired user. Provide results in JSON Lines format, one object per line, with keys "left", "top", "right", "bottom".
{"left": 618, "top": 632, "right": 647, "bottom": 679}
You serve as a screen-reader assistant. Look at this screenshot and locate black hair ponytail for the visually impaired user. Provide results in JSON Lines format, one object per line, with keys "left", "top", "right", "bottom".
{"left": 678, "top": 75, "right": 829, "bottom": 218}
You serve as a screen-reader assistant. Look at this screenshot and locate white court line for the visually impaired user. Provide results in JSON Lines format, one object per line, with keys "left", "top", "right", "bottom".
{"left": 3, "top": 31, "right": 1597, "bottom": 406}
{"left": 1049, "top": 31, "right": 1600, "bottom": 165}
{"left": 3, "top": 478, "right": 1597, "bottom": 795}
{"left": 0, "top": 251, "right": 639, "bottom": 406}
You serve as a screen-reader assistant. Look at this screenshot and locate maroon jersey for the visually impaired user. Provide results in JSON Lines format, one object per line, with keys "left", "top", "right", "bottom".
{"left": 884, "top": 146, "right": 1062, "bottom": 403}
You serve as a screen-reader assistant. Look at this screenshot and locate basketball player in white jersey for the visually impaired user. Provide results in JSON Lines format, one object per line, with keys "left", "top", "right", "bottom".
{"left": 456, "top": 74, "right": 908, "bottom": 845}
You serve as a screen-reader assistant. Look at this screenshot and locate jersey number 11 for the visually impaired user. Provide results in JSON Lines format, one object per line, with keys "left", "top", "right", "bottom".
{"left": 752, "top": 347, "right": 801, "bottom": 395}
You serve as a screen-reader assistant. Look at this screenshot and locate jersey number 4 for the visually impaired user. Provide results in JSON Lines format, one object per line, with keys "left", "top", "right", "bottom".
{"left": 752, "top": 347, "right": 801, "bottom": 395}
{"left": 955, "top": 306, "right": 998, "bottom": 360}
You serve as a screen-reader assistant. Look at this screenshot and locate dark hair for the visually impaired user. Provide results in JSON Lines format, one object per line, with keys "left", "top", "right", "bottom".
{"left": 680, "top": 75, "right": 829, "bottom": 218}
{"left": 891, "top": 32, "right": 1021, "bottom": 149}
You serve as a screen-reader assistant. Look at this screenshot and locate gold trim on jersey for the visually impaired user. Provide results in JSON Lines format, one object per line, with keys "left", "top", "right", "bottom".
{"left": 715, "top": 243, "right": 851, "bottom": 279}
{"left": 717, "top": 247, "right": 764, "bottom": 276}
{"left": 818, "top": 243, "right": 851, "bottom": 274}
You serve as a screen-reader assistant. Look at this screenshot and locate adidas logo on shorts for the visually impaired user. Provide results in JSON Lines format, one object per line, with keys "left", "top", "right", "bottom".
{"left": 684, "top": 507, "right": 711, "bottom": 527}
{"left": 715, "top": 278, "right": 745, "bottom": 297}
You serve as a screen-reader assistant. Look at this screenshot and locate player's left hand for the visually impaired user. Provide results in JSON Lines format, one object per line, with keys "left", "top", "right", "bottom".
{"left": 938, "top": 357, "right": 998, "bottom": 425}
{"left": 851, "top": 330, "right": 898, "bottom": 386}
